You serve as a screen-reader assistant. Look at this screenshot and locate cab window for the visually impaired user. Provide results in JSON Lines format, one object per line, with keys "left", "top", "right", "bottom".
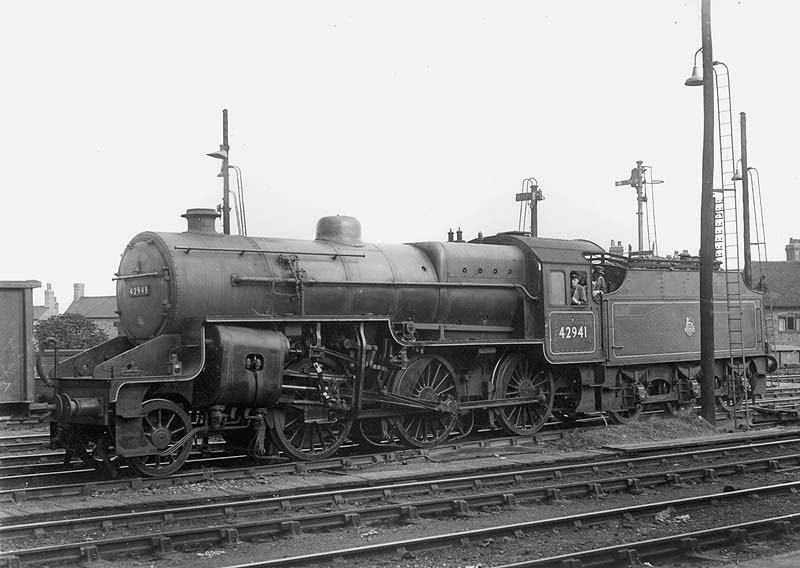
{"left": 549, "top": 271, "right": 566, "bottom": 305}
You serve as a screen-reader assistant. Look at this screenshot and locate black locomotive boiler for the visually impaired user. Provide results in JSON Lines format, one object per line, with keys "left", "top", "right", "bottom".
{"left": 48, "top": 209, "right": 774, "bottom": 476}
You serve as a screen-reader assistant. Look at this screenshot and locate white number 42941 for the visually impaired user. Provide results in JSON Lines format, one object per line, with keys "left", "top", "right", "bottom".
{"left": 558, "top": 325, "right": 587, "bottom": 339}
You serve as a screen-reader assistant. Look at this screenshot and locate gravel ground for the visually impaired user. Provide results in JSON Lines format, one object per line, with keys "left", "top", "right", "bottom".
{"left": 7, "top": 415, "right": 800, "bottom": 568}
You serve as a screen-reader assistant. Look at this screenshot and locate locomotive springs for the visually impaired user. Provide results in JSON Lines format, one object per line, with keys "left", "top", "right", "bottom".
{"left": 47, "top": 209, "right": 775, "bottom": 477}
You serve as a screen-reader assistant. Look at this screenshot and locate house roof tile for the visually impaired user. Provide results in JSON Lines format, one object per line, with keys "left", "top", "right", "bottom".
{"left": 752, "top": 261, "right": 800, "bottom": 309}
{"left": 65, "top": 296, "right": 118, "bottom": 319}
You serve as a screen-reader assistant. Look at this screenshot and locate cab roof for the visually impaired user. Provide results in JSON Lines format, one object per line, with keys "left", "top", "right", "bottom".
{"left": 482, "top": 232, "right": 604, "bottom": 265}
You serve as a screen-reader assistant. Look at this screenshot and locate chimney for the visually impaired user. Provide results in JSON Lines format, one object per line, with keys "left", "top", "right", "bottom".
{"left": 182, "top": 208, "right": 220, "bottom": 234}
{"left": 74, "top": 283, "right": 85, "bottom": 301}
{"left": 45, "top": 283, "right": 55, "bottom": 309}
{"left": 786, "top": 238, "right": 800, "bottom": 261}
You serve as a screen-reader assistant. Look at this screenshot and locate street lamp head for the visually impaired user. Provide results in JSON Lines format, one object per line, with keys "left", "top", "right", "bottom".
{"left": 685, "top": 47, "right": 703, "bottom": 86}
{"left": 684, "top": 65, "right": 703, "bottom": 86}
{"left": 207, "top": 147, "right": 228, "bottom": 160}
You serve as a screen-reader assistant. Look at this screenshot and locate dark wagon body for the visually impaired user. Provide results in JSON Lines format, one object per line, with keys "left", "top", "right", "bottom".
{"left": 0, "top": 280, "right": 43, "bottom": 419}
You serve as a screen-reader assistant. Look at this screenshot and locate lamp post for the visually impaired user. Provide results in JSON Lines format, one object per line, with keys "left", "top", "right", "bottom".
{"left": 684, "top": 0, "right": 717, "bottom": 424}
{"left": 739, "top": 113, "right": 752, "bottom": 286}
{"left": 206, "top": 109, "right": 231, "bottom": 235}
{"left": 515, "top": 177, "right": 544, "bottom": 236}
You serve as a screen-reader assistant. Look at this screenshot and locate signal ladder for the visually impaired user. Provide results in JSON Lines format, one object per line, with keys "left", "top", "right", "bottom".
{"left": 644, "top": 168, "right": 659, "bottom": 255}
{"left": 713, "top": 62, "right": 747, "bottom": 423}
{"left": 748, "top": 167, "right": 776, "bottom": 348}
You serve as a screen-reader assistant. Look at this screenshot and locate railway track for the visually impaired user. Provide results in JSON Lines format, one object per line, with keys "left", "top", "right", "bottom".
{"left": 0, "top": 433, "right": 50, "bottom": 454}
{"left": 3, "top": 399, "right": 796, "bottom": 480}
{"left": 2, "top": 376, "right": 798, "bottom": 455}
{"left": 5, "top": 436, "right": 800, "bottom": 539}
{"left": 3, "top": 431, "right": 800, "bottom": 567}
{"left": 4, "top": 418, "right": 800, "bottom": 502}
{"left": 207, "top": 483, "right": 800, "bottom": 568}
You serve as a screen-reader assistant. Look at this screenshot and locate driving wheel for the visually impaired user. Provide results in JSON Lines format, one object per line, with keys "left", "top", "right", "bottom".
{"left": 492, "top": 353, "right": 554, "bottom": 435}
{"left": 390, "top": 354, "right": 458, "bottom": 448}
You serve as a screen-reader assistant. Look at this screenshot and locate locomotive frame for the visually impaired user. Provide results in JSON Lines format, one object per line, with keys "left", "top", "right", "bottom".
{"left": 47, "top": 210, "right": 775, "bottom": 476}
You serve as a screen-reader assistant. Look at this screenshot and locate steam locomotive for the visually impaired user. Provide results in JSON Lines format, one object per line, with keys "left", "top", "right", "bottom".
{"left": 48, "top": 208, "right": 775, "bottom": 476}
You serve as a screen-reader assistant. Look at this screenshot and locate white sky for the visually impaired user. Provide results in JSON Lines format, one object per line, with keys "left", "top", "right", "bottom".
{"left": 3, "top": 1, "right": 798, "bottom": 307}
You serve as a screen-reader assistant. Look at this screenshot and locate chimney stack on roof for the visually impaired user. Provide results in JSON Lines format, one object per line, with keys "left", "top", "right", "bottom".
{"left": 786, "top": 238, "right": 800, "bottom": 261}
{"left": 609, "top": 240, "right": 625, "bottom": 256}
{"left": 74, "top": 283, "right": 85, "bottom": 301}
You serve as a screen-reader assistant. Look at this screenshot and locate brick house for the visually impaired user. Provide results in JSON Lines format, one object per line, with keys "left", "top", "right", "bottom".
{"left": 752, "top": 239, "right": 800, "bottom": 368}
{"left": 64, "top": 283, "right": 119, "bottom": 338}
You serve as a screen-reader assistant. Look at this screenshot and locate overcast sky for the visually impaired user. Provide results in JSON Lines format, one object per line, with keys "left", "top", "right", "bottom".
{"left": 3, "top": 1, "right": 798, "bottom": 307}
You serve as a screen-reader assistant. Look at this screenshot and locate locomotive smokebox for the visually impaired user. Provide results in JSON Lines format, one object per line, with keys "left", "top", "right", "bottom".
{"left": 315, "top": 215, "right": 363, "bottom": 246}
{"left": 182, "top": 208, "right": 220, "bottom": 234}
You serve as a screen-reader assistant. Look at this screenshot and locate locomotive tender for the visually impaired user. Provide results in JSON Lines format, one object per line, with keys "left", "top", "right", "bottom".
{"left": 49, "top": 209, "right": 774, "bottom": 476}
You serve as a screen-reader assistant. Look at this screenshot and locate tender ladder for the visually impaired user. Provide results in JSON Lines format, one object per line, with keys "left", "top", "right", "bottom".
{"left": 713, "top": 62, "right": 747, "bottom": 413}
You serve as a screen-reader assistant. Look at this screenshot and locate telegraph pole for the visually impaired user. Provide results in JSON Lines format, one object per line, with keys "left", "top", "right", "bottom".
{"left": 698, "top": 0, "right": 716, "bottom": 423}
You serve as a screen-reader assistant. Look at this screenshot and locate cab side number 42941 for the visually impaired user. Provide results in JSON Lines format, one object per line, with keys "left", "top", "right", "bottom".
{"left": 558, "top": 325, "right": 587, "bottom": 339}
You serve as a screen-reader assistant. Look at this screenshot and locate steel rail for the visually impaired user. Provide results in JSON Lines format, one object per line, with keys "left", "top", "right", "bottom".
{"left": 0, "top": 432, "right": 551, "bottom": 500}
{"left": 0, "top": 435, "right": 50, "bottom": 454}
{"left": 4, "top": 480, "right": 799, "bottom": 567}
{"left": 493, "top": 514, "right": 800, "bottom": 567}
{"left": 3, "top": 428, "right": 800, "bottom": 504}
{"left": 5, "top": 439, "right": 800, "bottom": 541}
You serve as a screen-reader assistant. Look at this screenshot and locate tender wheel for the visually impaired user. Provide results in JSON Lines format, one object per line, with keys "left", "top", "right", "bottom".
{"left": 609, "top": 404, "right": 643, "bottom": 424}
{"left": 390, "top": 354, "right": 458, "bottom": 448}
{"left": 492, "top": 353, "right": 554, "bottom": 436}
{"left": 664, "top": 401, "right": 695, "bottom": 417}
{"left": 649, "top": 379, "right": 695, "bottom": 418}
{"left": 650, "top": 377, "right": 695, "bottom": 417}
{"left": 128, "top": 399, "right": 193, "bottom": 477}
{"left": 270, "top": 358, "right": 352, "bottom": 460}
{"left": 716, "top": 372, "right": 746, "bottom": 413}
